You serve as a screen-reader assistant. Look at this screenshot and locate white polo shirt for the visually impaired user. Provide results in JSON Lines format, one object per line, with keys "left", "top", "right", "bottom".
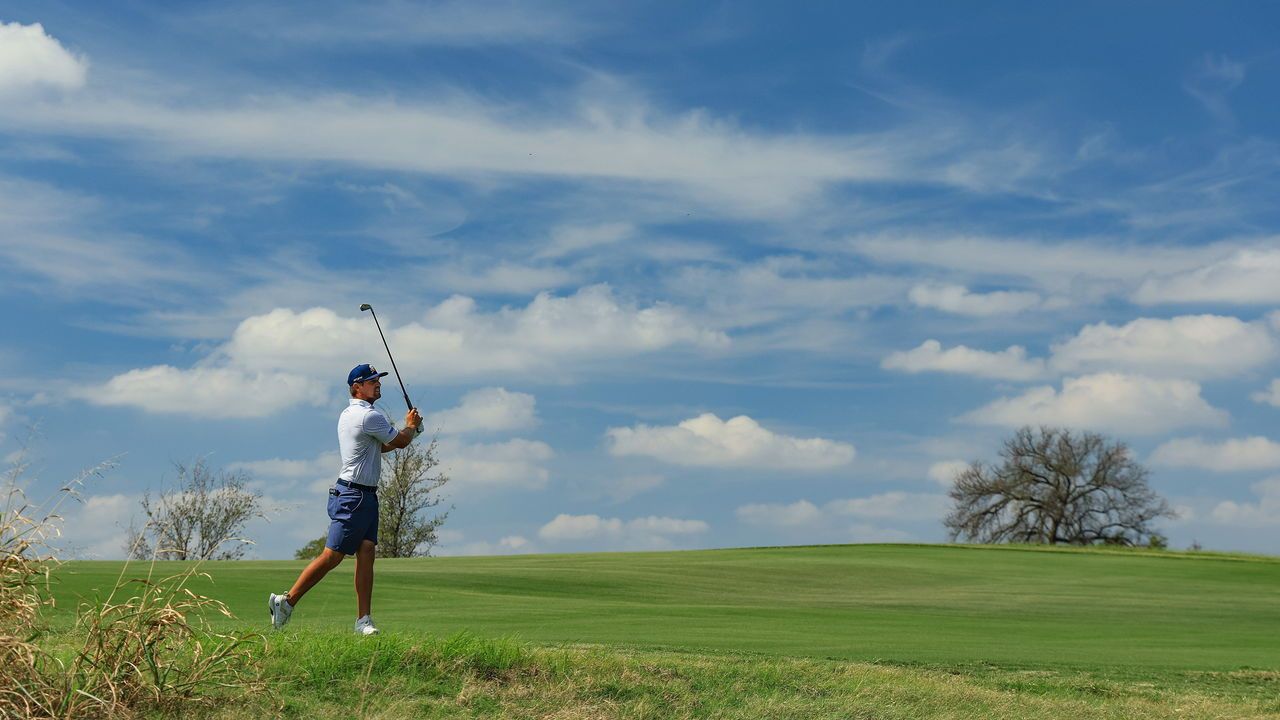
{"left": 337, "top": 399, "right": 399, "bottom": 488}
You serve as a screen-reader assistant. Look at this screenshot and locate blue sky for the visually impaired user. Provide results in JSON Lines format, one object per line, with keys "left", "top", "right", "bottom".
{"left": 4, "top": 2, "right": 1280, "bottom": 558}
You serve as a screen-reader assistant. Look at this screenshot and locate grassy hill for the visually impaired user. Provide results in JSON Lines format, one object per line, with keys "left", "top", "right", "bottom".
{"left": 49, "top": 543, "right": 1280, "bottom": 671}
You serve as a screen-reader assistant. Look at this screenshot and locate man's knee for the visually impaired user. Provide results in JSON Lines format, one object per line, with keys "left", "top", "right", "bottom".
{"left": 357, "top": 540, "right": 376, "bottom": 558}
{"left": 319, "top": 547, "right": 346, "bottom": 568}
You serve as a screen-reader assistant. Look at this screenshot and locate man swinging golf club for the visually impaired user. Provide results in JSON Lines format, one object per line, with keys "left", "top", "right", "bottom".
{"left": 268, "top": 356, "right": 422, "bottom": 636}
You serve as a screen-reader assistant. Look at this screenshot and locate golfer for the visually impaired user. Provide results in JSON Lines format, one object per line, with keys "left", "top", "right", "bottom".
{"left": 269, "top": 363, "right": 422, "bottom": 635}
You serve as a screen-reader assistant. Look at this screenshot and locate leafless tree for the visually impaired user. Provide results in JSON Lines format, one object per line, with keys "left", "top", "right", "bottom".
{"left": 126, "top": 459, "right": 263, "bottom": 560}
{"left": 377, "top": 439, "right": 450, "bottom": 558}
{"left": 944, "top": 426, "right": 1175, "bottom": 546}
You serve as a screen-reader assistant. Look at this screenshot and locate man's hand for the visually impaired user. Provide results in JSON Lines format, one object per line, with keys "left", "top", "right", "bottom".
{"left": 384, "top": 409, "right": 424, "bottom": 452}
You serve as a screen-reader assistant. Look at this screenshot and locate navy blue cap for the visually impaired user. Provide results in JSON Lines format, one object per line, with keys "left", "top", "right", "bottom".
{"left": 348, "top": 363, "right": 389, "bottom": 385}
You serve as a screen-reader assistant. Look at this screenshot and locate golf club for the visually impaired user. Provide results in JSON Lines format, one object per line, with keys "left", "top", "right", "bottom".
{"left": 360, "top": 303, "right": 424, "bottom": 433}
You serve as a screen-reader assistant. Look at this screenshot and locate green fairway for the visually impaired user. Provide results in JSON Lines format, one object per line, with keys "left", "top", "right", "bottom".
{"left": 48, "top": 544, "right": 1280, "bottom": 672}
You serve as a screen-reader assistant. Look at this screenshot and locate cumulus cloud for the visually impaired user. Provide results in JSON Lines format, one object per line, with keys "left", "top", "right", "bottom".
{"left": 908, "top": 283, "right": 1041, "bottom": 316}
{"left": 961, "top": 373, "right": 1228, "bottom": 435}
{"left": 735, "top": 500, "right": 823, "bottom": 528}
{"left": 826, "top": 492, "right": 951, "bottom": 521}
{"left": 1049, "top": 314, "right": 1276, "bottom": 378}
{"left": 53, "top": 493, "right": 136, "bottom": 559}
{"left": 0, "top": 22, "right": 88, "bottom": 94}
{"left": 607, "top": 413, "right": 855, "bottom": 470}
{"left": 537, "top": 513, "right": 707, "bottom": 550}
{"left": 735, "top": 493, "right": 949, "bottom": 537}
{"left": 426, "top": 387, "right": 537, "bottom": 434}
{"left": 1149, "top": 437, "right": 1280, "bottom": 472}
{"left": 225, "top": 287, "right": 727, "bottom": 379}
{"left": 927, "top": 460, "right": 969, "bottom": 487}
{"left": 436, "top": 533, "right": 536, "bottom": 557}
{"left": 882, "top": 340, "right": 1045, "bottom": 381}
{"left": 439, "top": 438, "right": 554, "bottom": 490}
{"left": 1252, "top": 379, "right": 1280, "bottom": 407}
{"left": 1210, "top": 477, "right": 1280, "bottom": 528}
{"left": 228, "top": 451, "right": 340, "bottom": 492}
{"left": 597, "top": 474, "right": 665, "bottom": 504}
{"left": 76, "top": 366, "right": 328, "bottom": 418}
{"left": 80, "top": 287, "right": 725, "bottom": 419}
{"left": 1134, "top": 248, "right": 1280, "bottom": 305}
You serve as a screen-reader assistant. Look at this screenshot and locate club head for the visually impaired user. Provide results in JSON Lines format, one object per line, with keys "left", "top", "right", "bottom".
{"left": 359, "top": 304, "right": 372, "bottom": 311}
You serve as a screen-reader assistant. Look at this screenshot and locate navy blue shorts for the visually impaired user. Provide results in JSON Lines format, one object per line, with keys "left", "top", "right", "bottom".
{"left": 326, "top": 483, "right": 378, "bottom": 555}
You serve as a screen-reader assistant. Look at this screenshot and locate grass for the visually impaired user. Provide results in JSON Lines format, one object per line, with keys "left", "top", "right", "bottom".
{"left": 35, "top": 543, "right": 1280, "bottom": 717}
{"left": 48, "top": 544, "right": 1280, "bottom": 668}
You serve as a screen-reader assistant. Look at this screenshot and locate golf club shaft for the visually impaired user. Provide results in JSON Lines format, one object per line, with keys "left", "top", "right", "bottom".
{"left": 365, "top": 306, "right": 423, "bottom": 432}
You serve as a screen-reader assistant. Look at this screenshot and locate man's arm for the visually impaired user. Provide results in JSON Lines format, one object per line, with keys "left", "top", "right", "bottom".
{"left": 381, "top": 408, "right": 422, "bottom": 452}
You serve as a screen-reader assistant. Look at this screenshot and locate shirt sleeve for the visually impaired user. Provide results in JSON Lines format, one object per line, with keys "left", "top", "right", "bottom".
{"left": 361, "top": 409, "right": 399, "bottom": 444}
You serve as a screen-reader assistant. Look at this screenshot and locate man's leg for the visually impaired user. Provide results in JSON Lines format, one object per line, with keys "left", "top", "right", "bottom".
{"left": 354, "top": 539, "right": 375, "bottom": 618}
{"left": 287, "top": 547, "right": 346, "bottom": 605}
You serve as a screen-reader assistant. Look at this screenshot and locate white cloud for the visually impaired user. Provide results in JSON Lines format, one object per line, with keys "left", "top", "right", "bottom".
{"left": 225, "top": 288, "right": 727, "bottom": 380}
{"left": 426, "top": 387, "right": 537, "bottom": 434}
{"left": 439, "top": 438, "right": 553, "bottom": 489}
{"left": 961, "top": 373, "right": 1228, "bottom": 435}
{"left": 77, "top": 366, "right": 328, "bottom": 418}
{"left": 437, "top": 533, "right": 537, "bottom": 557}
{"left": 825, "top": 492, "right": 951, "bottom": 521}
{"left": 1252, "top": 379, "right": 1280, "bottom": 407}
{"left": 228, "top": 451, "right": 340, "bottom": 491}
{"left": 1149, "top": 436, "right": 1280, "bottom": 472}
{"left": 1184, "top": 53, "right": 1246, "bottom": 127}
{"left": 211, "top": 0, "right": 591, "bottom": 46}
{"left": 420, "top": 261, "right": 575, "bottom": 295}
{"left": 0, "top": 22, "right": 87, "bottom": 95}
{"left": 1134, "top": 248, "right": 1280, "bottom": 305}
{"left": 851, "top": 234, "right": 1231, "bottom": 295}
{"left": 538, "top": 513, "right": 707, "bottom": 549}
{"left": 607, "top": 413, "right": 855, "bottom": 470}
{"left": 735, "top": 493, "right": 949, "bottom": 534}
{"left": 598, "top": 474, "right": 665, "bottom": 504}
{"left": 539, "top": 222, "right": 634, "bottom": 259}
{"left": 908, "top": 283, "right": 1041, "bottom": 316}
{"left": 735, "top": 500, "right": 823, "bottom": 528}
{"left": 882, "top": 340, "right": 1045, "bottom": 381}
{"left": 927, "top": 460, "right": 969, "bottom": 487}
{"left": 1210, "top": 477, "right": 1280, "bottom": 528}
{"left": 53, "top": 493, "right": 137, "bottom": 559}
{"left": 670, "top": 258, "right": 907, "bottom": 323}
{"left": 1049, "top": 314, "right": 1276, "bottom": 379}
{"left": 80, "top": 287, "right": 725, "bottom": 419}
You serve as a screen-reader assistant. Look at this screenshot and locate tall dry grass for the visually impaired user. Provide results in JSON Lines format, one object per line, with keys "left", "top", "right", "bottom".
{"left": 0, "top": 447, "right": 263, "bottom": 719}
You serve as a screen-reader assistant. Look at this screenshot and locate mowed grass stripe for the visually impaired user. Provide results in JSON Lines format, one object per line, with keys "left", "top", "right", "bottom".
{"left": 49, "top": 544, "right": 1280, "bottom": 671}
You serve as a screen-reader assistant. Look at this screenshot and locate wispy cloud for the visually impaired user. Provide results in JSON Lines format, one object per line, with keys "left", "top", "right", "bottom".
{"left": 1184, "top": 53, "right": 1246, "bottom": 127}
{"left": 191, "top": 0, "right": 594, "bottom": 47}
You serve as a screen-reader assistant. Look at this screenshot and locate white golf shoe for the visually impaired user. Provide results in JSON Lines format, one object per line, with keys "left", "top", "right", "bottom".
{"left": 354, "top": 615, "right": 380, "bottom": 636}
{"left": 268, "top": 592, "right": 293, "bottom": 629}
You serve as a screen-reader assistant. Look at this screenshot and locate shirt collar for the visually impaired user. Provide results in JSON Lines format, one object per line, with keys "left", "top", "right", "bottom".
{"left": 349, "top": 398, "right": 373, "bottom": 408}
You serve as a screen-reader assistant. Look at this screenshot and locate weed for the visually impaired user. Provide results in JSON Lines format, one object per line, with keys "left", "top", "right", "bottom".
{"left": 0, "top": 448, "right": 263, "bottom": 719}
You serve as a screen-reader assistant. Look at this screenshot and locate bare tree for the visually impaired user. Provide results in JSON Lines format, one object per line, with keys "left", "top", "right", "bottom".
{"left": 127, "top": 459, "right": 263, "bottom": 560}
{"left": 945, "top": 426, "right": 1175, "bottom": 546}
{"left": 377, "top": 439, "right": 450, "bottom": 558}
